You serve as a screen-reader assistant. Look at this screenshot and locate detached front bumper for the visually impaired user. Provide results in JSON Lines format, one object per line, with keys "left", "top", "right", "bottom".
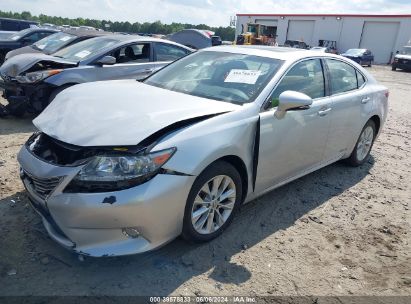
{"left": 1, "top": 80, "right": 55, "bottom": 113}
{"left": 18, "top": 145, "right": 195, "bottom": 257}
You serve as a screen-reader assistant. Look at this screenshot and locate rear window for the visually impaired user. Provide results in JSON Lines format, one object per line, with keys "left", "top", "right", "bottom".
{"left": 326, "top": 59, "right": 358, "bottom": 94}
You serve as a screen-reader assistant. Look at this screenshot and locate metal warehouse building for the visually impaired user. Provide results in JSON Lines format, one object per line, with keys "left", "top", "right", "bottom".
{"left": 235, "top": 14, "right": 411, "bottom": 64}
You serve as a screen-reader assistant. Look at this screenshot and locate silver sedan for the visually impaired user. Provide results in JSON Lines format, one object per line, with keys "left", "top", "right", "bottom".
{"left": 18, "top": 46, "right": 389, "bottom": 256}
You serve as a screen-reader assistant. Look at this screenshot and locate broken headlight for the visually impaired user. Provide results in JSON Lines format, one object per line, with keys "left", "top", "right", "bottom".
{"left": 64, "top": 148, "right": 176, "bottom": 192}
{"left": 15, "top": 69, "right": 62, "bottom": 84}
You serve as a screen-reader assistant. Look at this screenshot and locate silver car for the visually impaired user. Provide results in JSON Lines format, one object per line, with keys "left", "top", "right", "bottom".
{"left": 0, "top": 35, "right": 193, "bottom": 116}
{"left": 18, "top": 46, "right": 389, "bottom": 257}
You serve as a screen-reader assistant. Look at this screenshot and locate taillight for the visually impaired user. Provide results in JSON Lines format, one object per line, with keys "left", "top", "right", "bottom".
{"left": 385, "top": 91, "right": 389, "bottom": 98}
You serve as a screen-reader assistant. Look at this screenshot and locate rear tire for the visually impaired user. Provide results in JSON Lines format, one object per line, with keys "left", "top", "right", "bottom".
{"left": 345, "top": 120, "right": 376, "bottom": 167}
{"left": 392, "top": 66, "right": 396, "bottom": 71}
{"left": 182, "top": 161, "right": 242, "bottom": 243}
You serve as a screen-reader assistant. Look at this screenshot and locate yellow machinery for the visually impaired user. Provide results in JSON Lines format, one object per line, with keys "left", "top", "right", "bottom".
{"left": 236, "top": 23, "right": 276, "bottom": 46}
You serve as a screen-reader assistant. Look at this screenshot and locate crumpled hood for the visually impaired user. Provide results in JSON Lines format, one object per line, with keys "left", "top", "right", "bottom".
{"left": 34, "top": 80, "right": 240, "bottom": 146}
{"left": 5, "top": 45, "right": 42, "bottom": 61}
{"left": 0, "top": 53, "right": 76, "bottom": 77}
{"left": 395, "top": 54, "right": 411, "bottom": 60}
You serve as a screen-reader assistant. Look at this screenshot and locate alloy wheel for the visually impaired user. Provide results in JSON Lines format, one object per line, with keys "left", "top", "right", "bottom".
{"left": 191, "top": 175, "right": 236, "bottom": 235}
{"left": 356, "top": 125, "right": 374, "bottom": 161}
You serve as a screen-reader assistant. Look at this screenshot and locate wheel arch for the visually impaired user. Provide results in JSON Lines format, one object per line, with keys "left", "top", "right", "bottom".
{"left": 215, "top": 155, "right": 249, "bottom": 204}
{"left": 369, "top": 115, "right": 381, "bottom": 135}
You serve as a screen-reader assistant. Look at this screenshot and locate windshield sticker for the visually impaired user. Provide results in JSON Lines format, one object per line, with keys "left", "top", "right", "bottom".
{"left": 74, "top": 50, "right": 91, "bottom": 58}
{"left": 224, "top": 69, "right": 261, "bottom": 84}
{"left": 60, "top": 36, "right": 71, "bottom": 41}
{"left": 37, "top": 44, "right": 46, "bottom": 49}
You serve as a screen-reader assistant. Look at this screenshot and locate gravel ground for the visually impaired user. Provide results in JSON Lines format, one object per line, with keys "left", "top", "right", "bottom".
{"left": 0, "top": 65, "right": 410, "bottom": 297}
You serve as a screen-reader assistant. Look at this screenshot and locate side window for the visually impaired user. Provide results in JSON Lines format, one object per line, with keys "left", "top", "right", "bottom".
{"left": 269, "top": 59, "right": 325, "bottom": 108}
{"left": 112, "top": 43, "right": 151, "bottom": 64}
{"left": 24, "top": 32, "right": 41, "bottom": 43}
{"left": 155, "top": 43, "right": 188, "bottom": 61}
{"left": 38, "top": 32, "right": 51, "bottom": 39}
{"left": 357, "top": 70, "right": 366, "bottom": 88}
{"left": 326, "top": 59, "right": 358, "bottom": 95}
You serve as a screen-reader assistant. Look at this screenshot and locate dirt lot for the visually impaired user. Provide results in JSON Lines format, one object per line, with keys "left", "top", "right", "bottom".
{"left": 0, "top": 66, "right": 410, "bottom": 297}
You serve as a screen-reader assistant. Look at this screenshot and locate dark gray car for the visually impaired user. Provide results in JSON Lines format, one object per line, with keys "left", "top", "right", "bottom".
{"left": 0, "top": 28, "right": 58, "bottom": 63}
{"left": 4, "top": 30, "right": 111, "bottom": 61}
{"left": 0, "top": 35, "right": 193, "bottom": 116}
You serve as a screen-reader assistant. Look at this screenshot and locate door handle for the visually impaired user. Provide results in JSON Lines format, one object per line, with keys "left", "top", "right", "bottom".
{"left": 318, "top": 108, "right": 331, "bottom": 117}
{"left": 361, "top": 97, "right": 371, "bottom": 104}
{"left": 143, "top": 68, "right": 154, "bottom": 73}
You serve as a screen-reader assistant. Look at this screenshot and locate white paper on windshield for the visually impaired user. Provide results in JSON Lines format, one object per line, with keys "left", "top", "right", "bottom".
{"left": 60, "top": 36, "right": 71, "bottom": 41}
{"left": 37, "top": 44, "right": 46, "bottom": 49}
{"left": 74, "top": 50, "right": 91, "bottom": 58}
{"left": 224, "top": 69, "right": 261, "bottom": 84}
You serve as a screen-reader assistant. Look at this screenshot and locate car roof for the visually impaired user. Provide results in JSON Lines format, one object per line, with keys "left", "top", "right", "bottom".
{"left": 201, "top": 45, "right": 341, "bottom": 61}
{"left": 61, "top": 29, "right": 111, "bottom": 38}
{"left": 91, "top": 34, "right": 194, "bottom": 50}
{"left": 26, "top": 28, "right": 59, "bottom": 33}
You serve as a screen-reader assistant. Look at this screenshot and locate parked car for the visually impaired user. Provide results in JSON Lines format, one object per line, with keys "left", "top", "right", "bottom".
{"left": 168, "top": 29, "right": 217, "bottom": 49}
{"left": 0, "top": 35, "right": 193, "bottom": 116}
{"left": 392, "top": 46, "right": 411, "bottom": 71}
{"left": 0, "top": 17, "right": 38, "bottom": 31}
{"left": 211, "top": 35, "right": 222, "bottom": 46}
{"left": 284, "top": 40, "right": 309, "bottom": 49}
{"left": 341, "top": 49, "right": 374, "bottom": 67}
{"left": 18, "top": 46, "right": 388, "bottom": 257}
{"left": 0, "top": 28, "right": 58, "bottom": 63}
{"left": 4, "top": 30, "right": 110, "bottom": 61}
{"left": 310, "top": 46, "right": 338, "bottom": 54}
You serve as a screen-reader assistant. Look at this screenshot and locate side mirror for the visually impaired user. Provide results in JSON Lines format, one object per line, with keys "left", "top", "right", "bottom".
{"left": 274, "top": 91, "right": 313, "bottom": 119}
{"left": 96, "top": 55, "right": 116, "bottom": 66}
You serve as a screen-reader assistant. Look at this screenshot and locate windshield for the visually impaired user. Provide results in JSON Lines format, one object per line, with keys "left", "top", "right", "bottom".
{"left": 145, "top": 51, "right": 283, "bottom": 105}
{"left": 345, "top": 49, "right": 365, "bottom": 56}
{"left": 8, "top": 29, "right": 33, "bottom": 41}
{"left": 401, "top": 47, "right": 411, "bottom": 55}
{"left": 33, "top": 32, "right": 76, "bottom": 54}
{"left": 53, "top": 36, "right": 119, "bottom": 62}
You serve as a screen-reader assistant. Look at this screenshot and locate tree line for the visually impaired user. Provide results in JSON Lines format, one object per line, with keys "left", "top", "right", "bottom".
{"left": 0, "top": 10, "right": 236, "bottom": 41}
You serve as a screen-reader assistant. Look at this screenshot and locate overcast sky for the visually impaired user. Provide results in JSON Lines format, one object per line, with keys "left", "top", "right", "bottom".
{"left": 2, "top": 0, "right": 411, "bottom": 27}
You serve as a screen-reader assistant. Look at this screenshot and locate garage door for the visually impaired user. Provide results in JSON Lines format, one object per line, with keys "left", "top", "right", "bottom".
{"left": 360, "top": 21, "right": 400, "bottom": 64}
{"left": 255, "top": 19, "right": 278, "bottom": 27}
{"left": 286, "top": 20, "right": 315, "bottom": 46}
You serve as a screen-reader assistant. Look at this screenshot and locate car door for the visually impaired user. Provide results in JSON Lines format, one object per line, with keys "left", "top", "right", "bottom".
{"left": 95, "top": 42, "right": 159, "bottom": 81}
{"left": 322, "top": 58, "right": 374, "bottom": 161}
{"left": 255, "top": 58, "right": 332, "bottom": 193}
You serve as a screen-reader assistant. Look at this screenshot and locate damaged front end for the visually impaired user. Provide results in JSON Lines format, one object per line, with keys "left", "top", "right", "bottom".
{"left": 18, "top": 131, "right": 196, "bottom": 256}
{"left": 0, "top": 54, "right": 77, "bottom": 116}
{"left": 24, "top": 132, "right": 176, "bottom": 193}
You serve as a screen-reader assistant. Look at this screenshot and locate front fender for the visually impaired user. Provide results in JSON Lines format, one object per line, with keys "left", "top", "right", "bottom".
{"left": 43, "top": 67, "right": 93, "bottom": 86}
{"left": 153, "top": 109, "right": 259, "bottom": 194}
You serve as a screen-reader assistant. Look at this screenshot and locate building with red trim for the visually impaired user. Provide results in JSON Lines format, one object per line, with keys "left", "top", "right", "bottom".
{"left": 235, "top": 14, "right": 411, "bottom": 63}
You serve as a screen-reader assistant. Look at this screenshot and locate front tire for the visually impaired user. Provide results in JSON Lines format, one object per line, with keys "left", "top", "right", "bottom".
{"left": 182, "top": 161, "right": 242, "bottom": 243}
{"left": 346, "top": 120, "right": 376, "bottom": 166}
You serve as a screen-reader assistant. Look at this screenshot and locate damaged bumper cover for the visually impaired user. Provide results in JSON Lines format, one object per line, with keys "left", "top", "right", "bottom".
{"left": 1, "top": 79, "right": 56, "bottom": 113}
{"left": 18, "top": 143, "right": 195, "bottom": 257}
